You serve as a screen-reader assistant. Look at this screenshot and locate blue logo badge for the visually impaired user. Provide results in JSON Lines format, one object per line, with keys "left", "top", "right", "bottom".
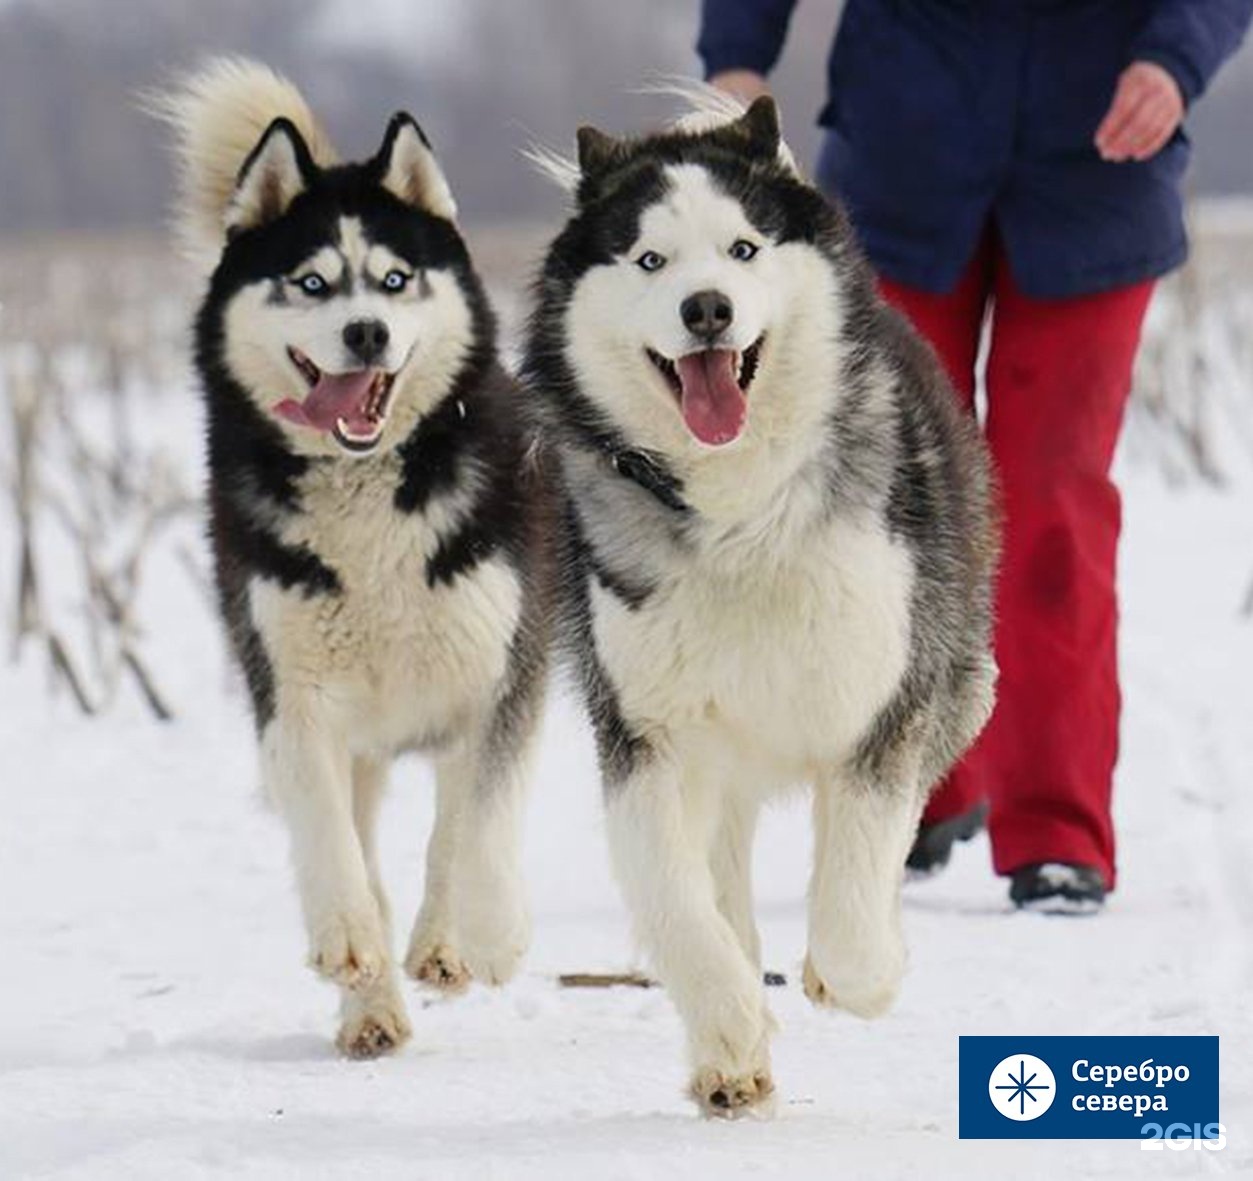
{"left": 959, "top": 1036, "right": 1219, "bottom": 1140}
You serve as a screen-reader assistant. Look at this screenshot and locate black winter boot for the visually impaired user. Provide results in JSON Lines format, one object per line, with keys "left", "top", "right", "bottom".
{"left": 1009, "top": 862, "right": 1107, "bottom": 914}
{"left": 905, "top": 802, "right": 988, "bottom": 876}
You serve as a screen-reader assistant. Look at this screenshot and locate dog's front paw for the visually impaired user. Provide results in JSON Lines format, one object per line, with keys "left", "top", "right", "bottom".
{"left": 458, "top": 893, "right": 530, "bottom": 987}
{"left": 690, "top": 1067, "right": 777, "bottom": 1120}
{"left": 336, "top": 986, "right": 412, "bottom": 1060}
{"left": 802, "top": 941, "right": 903, "bottom": 1018}
{"left": 683, "top": 984, "right": 776, "bottom": 1118}
{"left": 308, "top": 910, "right": 387, "bottom": 990}
{"left": 460, "top": 933, "right": 527, "bottom": 987}
{"left": 403, "top": 941, "right": 473, "bottom": 994}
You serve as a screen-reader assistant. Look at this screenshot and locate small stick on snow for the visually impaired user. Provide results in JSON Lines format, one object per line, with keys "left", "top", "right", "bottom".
{"left": 558, "top": 972, "right": 656, "bottom": 989}
{"left": 557, "top": 970, "right": 789, "bottom": 989}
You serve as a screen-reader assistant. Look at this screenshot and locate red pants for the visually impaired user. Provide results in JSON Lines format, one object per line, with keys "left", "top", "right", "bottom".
{"left": 879, "top": 231, "right": 1154, "bottom": 890}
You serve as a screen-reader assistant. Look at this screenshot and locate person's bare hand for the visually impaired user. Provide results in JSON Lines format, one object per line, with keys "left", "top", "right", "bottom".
{"left": 709, "top": 70, "right": 770, "bottom": 105}
{"left": 1095, "top": 61, "right": 1184, "bottom": 162}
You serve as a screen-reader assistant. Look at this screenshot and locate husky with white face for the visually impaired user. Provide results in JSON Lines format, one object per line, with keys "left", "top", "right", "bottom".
{"left": 158, "top": 60, "right": 552, "bottom": 1058}
{"left": 524, "top": 97, "right": 997, "bottom": 1116}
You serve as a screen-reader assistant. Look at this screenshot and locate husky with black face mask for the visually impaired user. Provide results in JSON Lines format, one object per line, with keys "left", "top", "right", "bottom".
{"left": 523, "top": 95, "right": 997, "bottom": 1117}
{"left": 157, "top": 59, "right": 552, "bottom": 1058}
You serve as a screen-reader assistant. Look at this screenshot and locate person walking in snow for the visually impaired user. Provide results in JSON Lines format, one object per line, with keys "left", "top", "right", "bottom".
{"left": 700, "top": 0, "right": 1253, "bottom": 911}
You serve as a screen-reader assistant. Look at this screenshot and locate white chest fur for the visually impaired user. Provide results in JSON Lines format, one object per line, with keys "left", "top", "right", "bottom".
{"left": 248, "top": 455, "right": 521, "bottom": 752}
{"left": 592, "top": 507, "right": 914, "bottom": 782}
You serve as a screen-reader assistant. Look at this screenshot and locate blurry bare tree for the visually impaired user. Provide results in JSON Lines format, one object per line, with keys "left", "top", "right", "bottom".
{"left": 1128, "top": 210, "right": 1253, "bottom": 488}
{"left": 1, "top": 244, "right": 200, "bottom": 718}
{"left": 0, "top": 0, "right": 698, "bottom": 232}
{"left": 1, "top": 0, "right": 1249, "bottom": 233}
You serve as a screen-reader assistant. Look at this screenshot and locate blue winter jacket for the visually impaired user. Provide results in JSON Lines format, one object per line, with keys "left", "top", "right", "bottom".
{"left": 698, "top": 0, "right": 1253, "bottom": 297}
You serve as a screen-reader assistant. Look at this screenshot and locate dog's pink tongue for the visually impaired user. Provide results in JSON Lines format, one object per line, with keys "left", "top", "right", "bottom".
{"left": 675, "top": 350, "right": 746, "bottom": 447}
{"left": 274, "top": 371, "right": 376, "bottom": 432}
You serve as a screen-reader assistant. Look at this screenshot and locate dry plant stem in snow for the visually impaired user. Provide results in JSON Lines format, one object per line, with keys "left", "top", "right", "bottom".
{"left": 4, "top": 347, "right": 194, "bottom": 719}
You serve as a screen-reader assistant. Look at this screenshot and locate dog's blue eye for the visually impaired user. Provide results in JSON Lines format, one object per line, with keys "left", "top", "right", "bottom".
{"left": 730, "top": 239, "right": 759, "bottom": 262}
{"left": 297, "top": 273, "right": 328, "bottom": 295}
{"left": 636, "top": 251, "right": 666, "bottom": 273}
{"left": 382, "top": 269, "right": 410, "bottom": 293}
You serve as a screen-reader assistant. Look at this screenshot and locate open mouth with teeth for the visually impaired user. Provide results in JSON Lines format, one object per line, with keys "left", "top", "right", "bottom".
{"left": 273, "top": 346, "right": 397, "bottom": 453}
{"left": 646, "top": 336, "right": 763, "bottom": 447}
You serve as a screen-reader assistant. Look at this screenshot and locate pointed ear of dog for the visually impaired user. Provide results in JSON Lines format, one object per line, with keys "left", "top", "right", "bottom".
{"left": 375, "top": 113, "right": 457, "bottom": 221}
{"left": 577, "top": 125, "right": 633, "bottom": 180}
{"left": 575, "top": 126, "right": 632, "bottom": 203}
{"left": 226, "top": 117, "right": 315, "bottom": 237}
{"left": 734, "top": 96, "right": 781, "bottom": 158}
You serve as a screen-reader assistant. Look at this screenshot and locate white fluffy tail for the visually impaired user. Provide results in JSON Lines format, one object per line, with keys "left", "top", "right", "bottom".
{"left": 145, "top": 57, "right": 337, "bottom": 268}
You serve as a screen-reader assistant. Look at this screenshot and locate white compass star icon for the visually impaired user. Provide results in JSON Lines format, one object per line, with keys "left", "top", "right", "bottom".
{"left": 988, "top": 1053, "right": 1057, "bottom": 1121}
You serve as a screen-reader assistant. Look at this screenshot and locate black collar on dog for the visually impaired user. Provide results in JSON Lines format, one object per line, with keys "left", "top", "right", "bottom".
{"left": 606, "top": 447, "right": 691, "bottom": 515}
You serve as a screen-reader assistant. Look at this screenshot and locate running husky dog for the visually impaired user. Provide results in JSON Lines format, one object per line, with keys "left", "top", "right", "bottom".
{"left": 157, "top": 60, "right": 551, "bottom": 1057}
{"left": 523, "top": 96, "right": 996, "bottom": 1116}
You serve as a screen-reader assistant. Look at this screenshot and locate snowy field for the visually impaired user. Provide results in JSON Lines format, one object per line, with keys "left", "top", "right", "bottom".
{"left": 1, "top": 224, "right": 1252, "bottom": 1179}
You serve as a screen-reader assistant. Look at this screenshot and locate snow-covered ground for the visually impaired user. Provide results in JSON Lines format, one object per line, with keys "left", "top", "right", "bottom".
{"left": 2, "top": 273, "right": 1252, "bottom": 1179}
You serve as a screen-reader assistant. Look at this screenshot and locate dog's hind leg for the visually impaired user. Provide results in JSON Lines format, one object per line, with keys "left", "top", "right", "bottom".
{"left": 608, "top": 759, "right": 775, "bottom": 1119}
{"left": 404, "top": 718, "right": 535, "bottom": 991}
{"left": 804, "top": 765, "right": 926, "bottom": 1019}
{"left": 336, "top": 756, "right": 412, "bottom": 1059}
{"left": 421, "top": 645, "right": 544, "bottom": 990}
{"left": 404, "top": 750, "right": 473, "bottom": 993}
{"left": 710, "top": 793, "right": 762, "bottom": 971}
{"left": 351, "top": 756, "right": 393, "bottom": 930}
{"left": 263, "top": 711, "right": 389, "bottom": 997}
{"left": 450, "top": 720, "right": 538, "bottom": 988}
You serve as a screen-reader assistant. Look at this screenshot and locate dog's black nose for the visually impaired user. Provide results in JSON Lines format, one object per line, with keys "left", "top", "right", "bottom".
{"left": 680, "top": 290, "right": 734, "bottom": 341}
{"left": 342, "top": 319, "right": 390, "bottom": 365}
